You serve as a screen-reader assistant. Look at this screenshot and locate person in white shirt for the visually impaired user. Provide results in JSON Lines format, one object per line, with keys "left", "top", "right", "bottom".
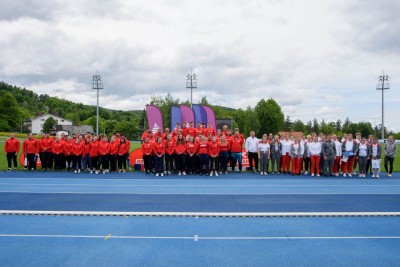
{"left": 357, "top": 138, "right": 370, "bottom": 178}
{"left": 280, "top": 135, "right": 293, "bottom": 174}
{"left": 370, "top": 138, "right": 382, "bottom": 178}
{"left": 258, "top": 137, "right": 270, "bottom": 175}
{"left": 332, "top": 135, "right": 342, "bottom": 176}
{"left": 341, "top": 134, "right": 358, "bottom": 177}
{"left": 309, "top": 136, "right": 322, "bottom": 177}
{"left": 290, "top": 138, "right": 302, "bottom": 175}
{"left": 245, "top": 131, "right": 259, "bottom": 173}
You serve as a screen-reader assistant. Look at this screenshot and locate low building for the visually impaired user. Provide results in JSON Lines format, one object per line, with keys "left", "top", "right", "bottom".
{"left": 278, "top": 131, "right": 304, "bottom": 139}
{"left": 24, "top": 114, "right": 73, "bottom": 134}
{"left": 55, "top": 125, "right": 94, "bottom": 137}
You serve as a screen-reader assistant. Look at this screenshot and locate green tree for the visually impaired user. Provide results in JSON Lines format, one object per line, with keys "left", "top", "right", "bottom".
{"left": 0, "top": 92, "right": 23, "bottom": 131}
{"left": 292, "top": 119, "right": 305, "bottom": 132}
{"left": 243, "top": 106, "right": 260, "bottom": 136}
{"left": 283, "top": 116, "right": 292, "bottom": 131}
{"left": 254, "top": 98, "right": 284, "bottom": 135}
{"left": 312, "top": 118, "right": 320, "bottom": 133}
{"left": 42, "top": 116, "right": 57, "bottom": 133}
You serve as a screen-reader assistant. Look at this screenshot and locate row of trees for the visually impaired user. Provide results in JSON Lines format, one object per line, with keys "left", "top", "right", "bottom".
{"left": 0, "top": 81, "right": 398, "bottom": 140}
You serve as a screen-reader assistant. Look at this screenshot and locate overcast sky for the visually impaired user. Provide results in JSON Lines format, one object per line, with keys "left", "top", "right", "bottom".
{"left": 0, "top": 0, "right": 399, "bottom": 130}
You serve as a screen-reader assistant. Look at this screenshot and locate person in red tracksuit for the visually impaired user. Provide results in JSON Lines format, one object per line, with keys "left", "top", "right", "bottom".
{"left": 118, "top": 137, "right": 129, "bottom": 173}
{"left": 52, "top": 137, "right": 64, "bottom": 171}
{"left": 72, "top": 138, "right": 84, "bottom": 173}
{"left": 82, "top": 137, "right": 91, "bottom": 172}
{"left": 40, "top": 134, "right": 54, "bottom": 171}
{"left": 98, "top": 136, "right": 110, "bottom": 174}
{"left": 153, "top": 136, "right": 165, "bottom": 176}
{"left": 109, "top": 136, "right": 119, "bottom": 173}
{"left": 230, "top": 133, "right": 244, "bottom": 173}
{"left": 198, "top": 136, "right": 209, "bottom": 176}
{"left": 164, "top": 134, "right": 175, "bottom": 175}
{"left": 186, "top": 136, "right": 198, "bottom": 175}
{"left": 175, "top": 134, "right": 187, "bottom": 175}
{"left": 63, "top": 137, "right": 74, "bottom": 171}
{"left": 141, "top": 137, "right": 153, "bottom": 174}
{"left": 4, "top": 133, "right": 20, "bottom": 172}
{"left": 23, "top": 133, "right": 39, "bottom": 171}
{"left": 89, "top": 136, "right": 100, "bottom": 174}
{"left": 208, "top": 136, "right": 220, "bottom": 176}
{"left": 206, "top": 122, "right": 216, "bottom": 137}
{"left": 219, "top": 135, "right": 230, "bottom": 174}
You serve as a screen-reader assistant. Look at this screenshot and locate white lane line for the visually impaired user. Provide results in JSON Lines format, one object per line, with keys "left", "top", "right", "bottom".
{"left": 2, "top": 210, "right": 400, "bottom": 217}
{"left": 0, "top": 191, "right": 400, "bottom": 195}
{"left": 1, "top": 234, "right": 400, "bottom": 240}
{"left": 1, "top": 183, "right": 399, "bottom": 187}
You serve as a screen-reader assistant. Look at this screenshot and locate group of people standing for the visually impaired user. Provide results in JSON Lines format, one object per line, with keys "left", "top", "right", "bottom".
{"left": 4, "top": 131, "right": 131, "bottom": 174}
{"left": 140, "top": 122, "right": 398, "bottom": 178}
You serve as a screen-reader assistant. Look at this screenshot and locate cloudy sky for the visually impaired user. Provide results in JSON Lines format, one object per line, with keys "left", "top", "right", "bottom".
{"left": 0, "top": 0, "right": 399, "bottom": 130}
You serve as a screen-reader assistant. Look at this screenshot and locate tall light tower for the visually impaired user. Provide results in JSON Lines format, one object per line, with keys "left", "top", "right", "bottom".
{"left": 376, "top": 72, "right": 390, "bottom": 141}
{"left": 92, "top": 74, "right": 103, "bottom": 135}
{"left": 186, "top": 71, "right": 197, "bottom": 108}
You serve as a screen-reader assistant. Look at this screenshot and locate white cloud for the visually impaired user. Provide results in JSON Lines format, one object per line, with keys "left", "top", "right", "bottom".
{"left": 0, "top": 0, "right": 399, "bottom": 130}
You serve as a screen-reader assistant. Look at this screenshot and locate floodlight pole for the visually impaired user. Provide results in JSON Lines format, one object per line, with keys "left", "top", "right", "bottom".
{"left": 92, "top": 74, "right": 103, "bottom": 135}
{"left": 376, "top": 72, "right": 390, "bottom": 141}
{"left": 186, "top": 70, "right": 197, "bottom": 108}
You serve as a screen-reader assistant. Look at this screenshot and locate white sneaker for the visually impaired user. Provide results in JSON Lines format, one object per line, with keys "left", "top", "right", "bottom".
{"left": 304, "top": 171, "right": 308, "bottom": 175}
{"left": 95, "top": 170, "right": 99, "bottom": 175}
{"left": 74, "top": 170, "right": 77, "bottom": 173}
{"left": 388, "top": 174, "right": 392, "bottom": 177}
{"left": 376, "top": 175, "right": 380, "bottom": 179}
{"left": 215, "top": 172, "right": 219, "bottom": 177}
{"left": 78, "top": 169, "right": 81, "bottom": 173}
{"left": 178, "top": 172, "right": 182, "bottom": 176}
{"left": 156, "top": 173, "right": 159, "bottom": 177}
{"left": 103, "top": 170, "right": 106, "bottom": 174}
{"left": 348, "top": 174, "right": 352, "bottom": 177}
{"left": 343, "top": 173, "right": 347, "bottom": 177}
{"left": 183, "top": 171, "right": 186, "bottom": 176}
{"left": 359, "top": 174, "right": 362, "bottom": 178}
{"left": 210, "top": 172, "right": 213, "bottom": 176}
{"left": 316, "top": 174, "right": 320, "bottom": 177}
{"left": 90, "top": 171, "right": 93, "bottom": 174}
{"left": 372, "top": 174, "right": 375, "bottom": 178}
{"left": 311, "top": 173, "right": 314, "bottom": 177}
{"left": 161, "top": 173, "right": 164, "bottom": 177}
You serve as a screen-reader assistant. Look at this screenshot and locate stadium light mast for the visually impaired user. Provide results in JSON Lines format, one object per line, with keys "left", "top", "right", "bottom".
{"left": 186, "top": 70, "right": 197, "bottom": 108}
{"left": 92, "top": 74, "right": 103, "bottom": 135}
{"left": 376, "top": 72, "right": 390, "bottom": 141}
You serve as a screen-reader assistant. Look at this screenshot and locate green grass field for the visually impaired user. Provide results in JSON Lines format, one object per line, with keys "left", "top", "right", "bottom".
{"left": 0, "top": 136, "right": 399, "bottom": 172}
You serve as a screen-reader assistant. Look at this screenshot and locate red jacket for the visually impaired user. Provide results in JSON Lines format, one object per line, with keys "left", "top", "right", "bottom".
{"left": 72, "top": 142, "right": 84, "bottom": 156}
{"left": 41, "top": 138, "right": 54, "bottom": 152}
{"left": 153, "top": 143, "right": 165, "bottom": 156}
{"left": 89, "top": 141, "right": 99, "bottom": 157}
{"left": 187, "top": 127, "right": 196, "bottom": 137}
{"left": 109, "top": 142, "right": 119, "bottom": 155}
{"left": 165, "top": 140, "right": 175, "bottom": 155}
{"left": 23, "top": 138, "right": 38, "bottom": 154}
{"left": 98, "top": 141, "right": 110, "bottom": 156}
{"left": 219, "top": 142, "right": 230, "bottom": 152}
{"left": 206, "top": 128, "right": 215, "bottom": 137}
{"left": 175, "top": 143, "right": 186, "bottom": 155}
{"left": 186, "top": 142, "right": 197, "bottom": 156}
{"left": 63, "top": 142, "right": 73, "bottom": 156}
{"left": 208, "top": 142, "right": 220, "bottom": 157}
{"left": 118, "top": 143, "right": 129, "bottom": 155}
{"left": 4, "top": 138, "right": 20, "bottom": 153}
{"left": 141, "top": 142, "right": 153, "bottom": 156}
{"left": 198, "top": 141, "right": 208, "bottom": 155}
{"left": 83, "top": 143, "right": 91, "bottom": 155}
{"left": 230, "top": 137, "right": 243, "bottom": 153}
{"left": 52, "top": 142, "right": 64, "bottom": 154}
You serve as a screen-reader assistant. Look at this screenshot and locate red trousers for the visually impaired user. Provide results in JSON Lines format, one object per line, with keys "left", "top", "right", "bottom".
{"left": 341, "top": 156, "right": 355, "bottom": 174}
{"left": 281, "top": 153, "right": 291, "bottom": 173}
{"left": 333, "top": 156, "right": 341, "bottom": 173}
{"left": 310, "top": 155, "right": 320, "bottom": 175}
{"left": 291, "top": 158, "right": 301, "bottom": 174}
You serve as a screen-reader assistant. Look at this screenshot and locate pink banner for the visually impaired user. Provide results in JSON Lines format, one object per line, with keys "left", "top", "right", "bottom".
{"left": 180, "top": 105, "right": 194, "bottom": 126}
{"left": 202, "top": 105, "right": 217, "bottom": 131}
{"left": 146, "top": 105, "right": 164, "bottom": 133}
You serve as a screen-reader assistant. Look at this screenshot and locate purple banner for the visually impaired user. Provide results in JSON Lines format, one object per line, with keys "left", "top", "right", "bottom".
{"left": 192, "top": 104, "right": 207, "bottom": 125}
{"left": 146, "top": 105, "right": 164, "bottom": 133}
{"left": 202, "top": 105, "right": 217, "bottom": 131}
{"left": 171, "top": 106, "right": 182, "bottom": 130}
{"left": 180, "top": 105, "right": 194, "bottom": 126}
